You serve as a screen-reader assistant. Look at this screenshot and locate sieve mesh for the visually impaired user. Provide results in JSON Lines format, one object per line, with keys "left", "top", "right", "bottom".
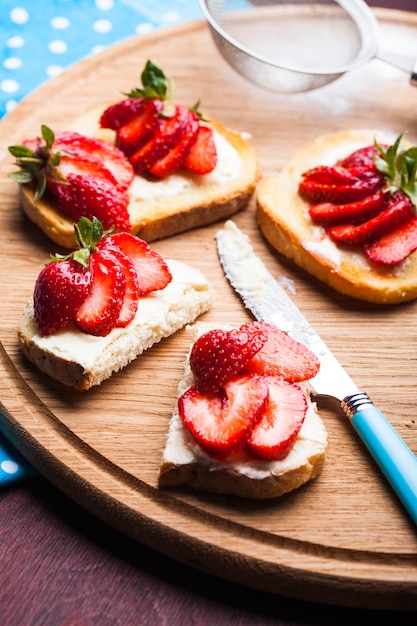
{"left": 200, "top": 0, "right": 380, "bottom": 92}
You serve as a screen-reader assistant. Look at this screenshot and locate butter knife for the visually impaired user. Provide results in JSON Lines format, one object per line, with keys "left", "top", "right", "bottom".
{"left": 216, "top": 220, "right": 417, "bottom": 525}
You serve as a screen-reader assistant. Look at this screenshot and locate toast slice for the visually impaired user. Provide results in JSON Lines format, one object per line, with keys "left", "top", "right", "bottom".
{"left": 257, "top": 129, "right": 417, "bottom": 304}
{"left": 19, "top": 105, "right": 260, "bottom": 249}
{"left": 159, "top": 323, "right": 327, "bottom": 499}
{"left": 18, "top": 260, "right": 214, "bottom": 390}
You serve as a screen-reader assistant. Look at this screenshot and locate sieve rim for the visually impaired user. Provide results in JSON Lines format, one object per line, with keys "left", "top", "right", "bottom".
{"left": 199, "top": 0, "right": 381, "bottom": 77}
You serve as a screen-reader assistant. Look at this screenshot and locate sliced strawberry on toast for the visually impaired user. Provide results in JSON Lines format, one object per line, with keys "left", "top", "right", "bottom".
{"left": 243, "top": 321, "right": 320, "bottom": 382}
{"left": 53, "top": 131, "right": 134, "bottom": 191}
{"left": 182, "top": 124, "right": 218, "bottom": 175}
{"left": 148, "top": 108, "right": 200, "bottom": 178}
{"left": 308, "top": 190, "right": 385, "bottom": 226}
{"left": 114, "top": 98, "right": 163, "bottom": 156}
{"left": 364, "top": 215, "right": 417, "bottom": 265}
{"left": 9, "top": 125, "right": 133, "bottom": 233}
{"left": 179, "top": 374, "right": 270, "bottom": 460}
{"left": 98, "top": 232, "right": 172, "bottom": 294}
{"left": 100, "top": 60, "right": 217, "bottom": 179}
{"left": 245, "top": 376, "right": 308, "bottom": 461}
{"left": 33, "top": 259, "right": 92, "bottom": 336}
{"left": 53, "top": 173, "right": 131, "bottom": 231}
{"left": 299, "top": 166, "right": 383, "bottom": 204}
{"left": 189, "top": 325, "right": 268, "bottom": 394}
{"left": 99, "top": 247, "right": 140, "bottom": 327}
{"left": 74, "top": 249, "right": 126, "bottom": 337}
{"left": 326, "top": 194, "right": 414, "bottom": 245}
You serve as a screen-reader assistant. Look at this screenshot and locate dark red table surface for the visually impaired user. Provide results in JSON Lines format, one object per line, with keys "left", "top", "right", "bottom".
{"left": 2, "top": 2, "right": 417, "bottom": 624}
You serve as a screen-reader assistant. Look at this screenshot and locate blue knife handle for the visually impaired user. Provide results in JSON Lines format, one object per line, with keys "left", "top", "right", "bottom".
{"left": 342, "top": 392, "right": 417, "bottom": 526}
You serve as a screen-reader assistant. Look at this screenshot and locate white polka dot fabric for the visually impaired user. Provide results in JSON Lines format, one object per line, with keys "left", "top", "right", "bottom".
{"left": 0, "top": 0, "right": 200, "bottom": 486}
{"left": 0, "top": 0, "right": 201, "bottom": 117}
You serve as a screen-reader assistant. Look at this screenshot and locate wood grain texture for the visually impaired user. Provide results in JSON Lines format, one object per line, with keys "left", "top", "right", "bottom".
{"left": 0, "top": 10, "right": 417, "bottom": 611}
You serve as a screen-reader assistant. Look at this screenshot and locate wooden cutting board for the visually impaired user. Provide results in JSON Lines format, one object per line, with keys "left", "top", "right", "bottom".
{"left": 0, "top": 9, "right": 416, "bottom": 611}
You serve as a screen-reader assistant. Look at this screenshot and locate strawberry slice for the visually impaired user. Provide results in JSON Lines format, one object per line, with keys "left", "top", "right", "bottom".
{"left": 308, "top": 190, "right": 385, "bottom": 226}
{"left": 129, "top": 104, "right": 194, "bottom": 174}
{"left": 179, "top": 374, "right": 269, "bottom": 460}
{"left": 148, "top": 108, "right": 200, "bottom": 178}
{"left": 100, "top": 247, "right": 139, "bottom": 327}
{"left": 46, "top": 154, "right": 118, "bottom": 199}
{"left": 327, "top": 194, "right": 414, "bottom": 245}
{"left": 53, "top": 173, "right": 131, "bottom": 232}
{"left": 189, "top": 324, "right": 268, "bottom": 394}
{"left": 338, "top": 144, "right": 385, "bottom": 169}
{"left": 115, "top": 99, "right": 163, "bottom": 156}
{"left": 99, "top": 97, "right": 149, "bottom": 131}
{"left": 75, "top": 250, "right": 126, "bottom": 336}
{"left": 301, "top": 165, "right": 362, "bottom": 186}
{"left": 364, "top": 215, "right": 417, "bottom": 265}
{"left": 98, "top": 232, "right": 172, "bottom": 294}
{"left": 53, "top": 131, "right": 134, "bottom": 191}
{"left": 182, "top": 124, "right": 217, "bottom": 175}
{"left": 34, "top": 259, "right": 92, "bottom": 336}
{"left": 245, "top": 377, "right": 308, "bottom": 461}
{"left": 243, "top": 321, "right": 320, "bottom": 382}
{"left": 299, "top": 166, "right": 383, "bottom": 204}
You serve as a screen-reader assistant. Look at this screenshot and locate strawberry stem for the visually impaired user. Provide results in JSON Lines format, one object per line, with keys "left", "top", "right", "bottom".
{"left": 49, "top": 217, "right": 113, "bottom": 269}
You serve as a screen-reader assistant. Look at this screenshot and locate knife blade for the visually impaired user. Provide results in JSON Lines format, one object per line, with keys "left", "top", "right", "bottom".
{"left": 216, "top": 220, "right": 417, "bottom": 526}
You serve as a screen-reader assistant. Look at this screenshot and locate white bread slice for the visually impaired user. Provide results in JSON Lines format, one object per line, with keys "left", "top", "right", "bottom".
{"left": 18, "top": 260, "right": 214, "bottom": 391}
{"left": 19, "top": 105, "right": 260, "bottom": 249}
{"left": 257, "top": 129, "right": 417, "bottom": 304}
{"left": 159, "top": 323, "right": 327, "bottom": 499}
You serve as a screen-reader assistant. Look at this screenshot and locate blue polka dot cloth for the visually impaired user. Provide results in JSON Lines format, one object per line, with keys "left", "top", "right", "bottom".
{"left": 0, "top": 0, "right": 201, "bottom": 486}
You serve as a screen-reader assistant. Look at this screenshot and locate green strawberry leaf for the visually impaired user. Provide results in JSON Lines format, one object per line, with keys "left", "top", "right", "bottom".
{"left": 41, "top": 124, "right": 55, "bottom": 148}
{"left": 375, "top": 134, "right": 417, "bottom": 207}
{"left": 127, "top": 60, "right": 172, "bottom": 100}
{"left": 50, "top": 217, "right": 113, "bottom": 269}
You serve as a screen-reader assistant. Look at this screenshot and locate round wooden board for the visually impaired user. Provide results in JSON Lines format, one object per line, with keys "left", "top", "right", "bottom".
{"left": 1, "top": 9, "right": 417, "bottom": 610}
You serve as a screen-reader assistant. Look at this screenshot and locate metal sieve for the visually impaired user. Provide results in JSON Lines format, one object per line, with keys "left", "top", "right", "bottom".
{"left": 199, "top": 0, "right": 417, "bottom": 93}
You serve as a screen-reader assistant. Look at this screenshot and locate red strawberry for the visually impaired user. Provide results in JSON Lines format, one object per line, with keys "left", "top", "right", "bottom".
{"left": 100, "top": 247, "right": 139, "bottom": 327}
{"left": 338, "top": 144, "right": 387, "bottom": 169}
{"left": 299, "top": 166, "right": 383, "bottom": 204}
{"left": 10, "top": 125, "right": 133, "bottom": 232}
{"left": 74, "top": 249, "right": 126, "bottom": 336}
{"left": 99, "top": 97, "right": 149, "bottom": 131}
{"left": 53, "top": 173, "right": 131, "bottom": 232}
{"left": 98, "top": 232, "right": 172, "bottom": 294}
{"left": 364, "top": 214, "right": 417, "bottom": 265}
{"left": 301, "top": 165, "right": 361, "bottom": 186}
{"left": 33, "top": 259, "right": 92, "bottom": 336}
{"left": 46, "top": 154, "right": 118, "bottom": 198}
{"left": 243, "top": 321, "right": 320, "bottom": 382}
{"left": 179, "top": 374, "right": 269, "bottom": 460}
{"left": 114, "top": 99, "right": 163, "bottom": 156}
{"left": 182, "top": 124, "right": 217, "bottom": 175}
{"left": 129, "top": 104, "right": 194, "bottom": 174}
{"left": 308, "top": 190, "right": 385, "bottom": 226}
{"left": 189, "top": 324, "right": 268, "bottom": 394}
{"left": 148, "top": 108, "right": 200, "bottom": 178}
{"left": 327, "top": 194, "right": 414, "bottom": 245}
{"left": 245, "top": 377, "right": 308, "bottom": 461}
{"left": 53, "top": 131, "right": 134, "bottom": 191}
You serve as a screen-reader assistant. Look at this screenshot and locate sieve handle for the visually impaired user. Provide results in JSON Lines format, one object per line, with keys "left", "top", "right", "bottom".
{"left": 376, "top": 49, "right": 417, "bottom": 86}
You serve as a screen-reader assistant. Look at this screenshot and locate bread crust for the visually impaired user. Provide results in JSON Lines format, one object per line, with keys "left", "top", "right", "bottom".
{"left": 257, "top": 129, "right": 417, "bottom": 304}
{"left": 19, "top": 108, "right": 260, "bottom": 249}
{"left": 159, "top": 324, "right": 327, "bottom": 499}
